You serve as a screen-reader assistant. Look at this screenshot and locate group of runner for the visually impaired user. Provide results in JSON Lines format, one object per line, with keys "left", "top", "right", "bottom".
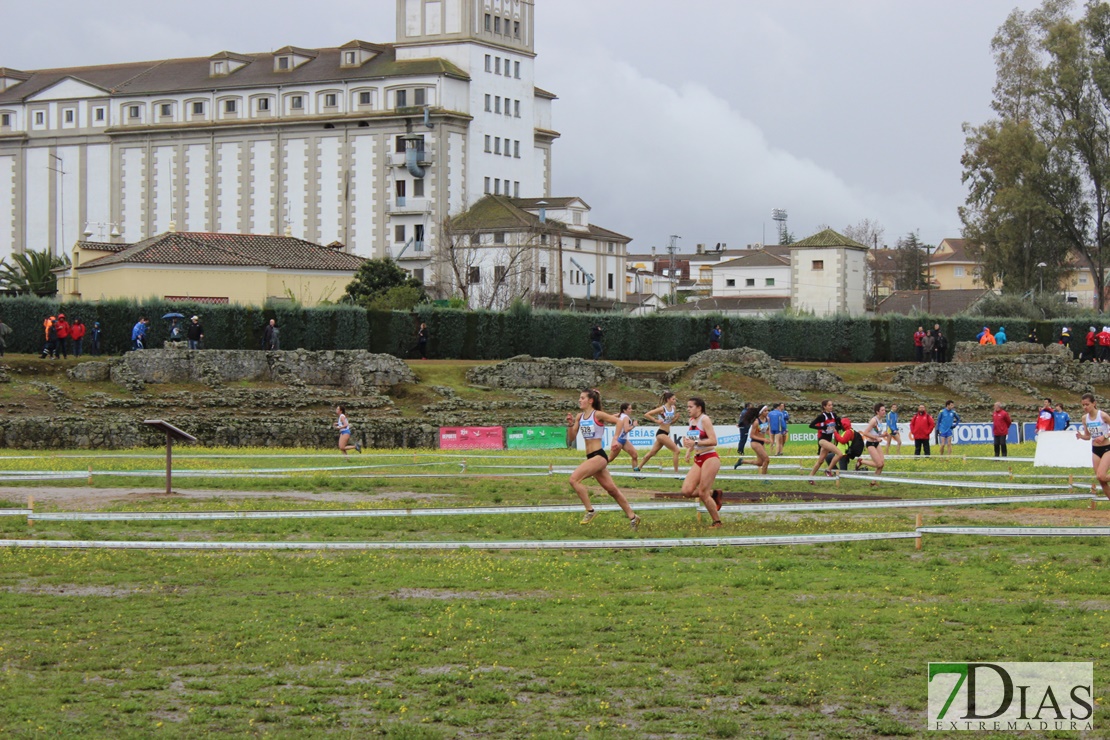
{"left": 566, "top": 389, "right": 727, "bottom": 529}
{"left": 331, "top": 390, "right": 1110, "bottom": 529}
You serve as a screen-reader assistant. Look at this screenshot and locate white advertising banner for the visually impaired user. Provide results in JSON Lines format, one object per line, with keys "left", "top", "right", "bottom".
{"left": 1032, "top": 431, "right": 1094, "bottom": 468}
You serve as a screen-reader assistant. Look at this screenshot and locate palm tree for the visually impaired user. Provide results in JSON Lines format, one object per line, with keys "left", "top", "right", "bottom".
{"left": 0, "top": 250, "right": 70, "bottom": 296}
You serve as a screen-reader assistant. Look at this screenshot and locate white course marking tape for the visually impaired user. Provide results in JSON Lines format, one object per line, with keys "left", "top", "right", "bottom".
{"left": 836, "top": 473, "right": 1073, "bottom": 490}
{"left": 30, "top": 493, "right": 1095, "bottom": 523}
{"left": 0, "top": 509, "right": 31, "bottom": 517}
{"left": 0, "top": 531, "right": 919, "bottom": 551}
{"left": 918, "top": 526, "right": 1110, "bottom": 537}
{"left": 32, "top": 502, "right": 700, "bottom": 522}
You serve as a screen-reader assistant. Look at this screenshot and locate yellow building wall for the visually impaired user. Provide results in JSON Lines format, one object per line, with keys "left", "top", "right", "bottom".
{"left": 930, "top": 264, "right": 985, "bottom": 291}
{"left": 65, "top": 266, "right": 271, "bottom": 304}
{"left": 265, "top": 272, "right": 353, "bottom": 305}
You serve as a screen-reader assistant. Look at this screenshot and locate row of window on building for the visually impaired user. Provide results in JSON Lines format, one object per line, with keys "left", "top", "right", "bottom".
{"left": 725, "top": 278, "right": 777, "bottom": 287}
{"left": 484, "top": 55, "right": 522, "bottom": 79}
{"left": 484, "top": 13, "right": 522, "bottom": 40}
{"left": 484, "top": 95, "right": 522, "bottom": 117}
{"left": 467, "top": 265, "right": 549, "bottom": 286}
{"left": 483, "top": 177, "right": 521, "bottom": 197}
{"left": 1, "top": 87, "right": 433, "bottom": 131}
{"left": 484, "top": 136, "right": 521, "bottom": 158}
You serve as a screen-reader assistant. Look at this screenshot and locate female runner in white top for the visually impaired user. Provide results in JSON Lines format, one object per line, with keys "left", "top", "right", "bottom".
{"left": 566, "top": 389, "right": 641, "bottom": 529}
{"left": 607, "top": 402, "right": 641, "bottom": 470}
{"left": 747, "top": 405, "right": 771, "bottom": 475}
{"left": 1077, "top": 392, "right": 1110, "bottom": 500}
{"left": 855, "top": 402, "right": 886, "bottom": 482}
{"left": 640, "top": 391, "right": 681, "bottom": 472}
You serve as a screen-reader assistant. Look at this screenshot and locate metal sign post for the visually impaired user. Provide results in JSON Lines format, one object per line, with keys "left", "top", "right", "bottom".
{"left": 143, "top": 420, "right": 197, "bottom": 494}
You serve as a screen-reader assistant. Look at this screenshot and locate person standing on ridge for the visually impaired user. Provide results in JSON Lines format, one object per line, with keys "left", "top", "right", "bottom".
{"left": 187, "top": 316, "right": 204, "bottom": 350}
{"left": 590, "top": 324, "right": 603, "bottom": 361}
{"left": 913, "top": 326, "right": 925, "bottom": 362}
{"left": 70, "top": 318, "right": 86, "bottom": 357}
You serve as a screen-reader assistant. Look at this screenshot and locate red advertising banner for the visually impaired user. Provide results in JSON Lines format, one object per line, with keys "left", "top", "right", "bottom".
{"left": 438, "top": 426, "right": 505, "bottom": 450}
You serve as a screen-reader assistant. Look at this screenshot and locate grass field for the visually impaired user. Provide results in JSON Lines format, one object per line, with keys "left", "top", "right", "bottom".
{"left": 0, "top": 446, "right": 1107, "bottom": 738}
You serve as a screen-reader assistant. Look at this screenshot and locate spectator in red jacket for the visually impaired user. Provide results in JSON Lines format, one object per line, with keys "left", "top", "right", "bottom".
{"left": 992, "top": 402, "right": 1013, "bottom": 457}
{"left": 70, "top": 318, "right": 86, "bottom": 357}
{"left": 910, "top": 404, "right": 935, "bottom": 456}
{"left": 1098, "top": 326, "right": 1110, "bottom": 363}
{"left": 1086, "top": 326, "right": 1098, "bottom": 362}
{"left": 913, "top": 326, "right": 925, "bottom": 362}
{"left": 1035, "top": 398, "right": 1055, "bottom": 437}
{"left": 54, "top": 313, "right": 71, "bottom": 359}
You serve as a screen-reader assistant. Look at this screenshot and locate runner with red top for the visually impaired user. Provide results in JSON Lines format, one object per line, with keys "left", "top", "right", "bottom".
{"left": 566, "top": 388, "right": 641, "bottom": 529}
{"left": 680, "top": 397, "right": 724, "bottom": 527}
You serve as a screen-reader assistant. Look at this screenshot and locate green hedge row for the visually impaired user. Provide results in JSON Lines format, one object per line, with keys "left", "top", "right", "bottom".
{"left": 0, "top": 295, "right": 1090, "bottom": 361}
{"left": 0, "top": 297, "right": 370, "bottom": 355}
{"left": 381, "top": 309, "right": 1087, "bottom": 363}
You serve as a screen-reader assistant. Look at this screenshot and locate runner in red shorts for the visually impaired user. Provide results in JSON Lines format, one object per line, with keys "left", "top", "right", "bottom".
{"left": 680, "top": 397, "right": 724, "bottom": 527}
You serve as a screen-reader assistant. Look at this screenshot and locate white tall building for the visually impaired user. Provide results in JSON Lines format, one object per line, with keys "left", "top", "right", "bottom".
{"left": 0, "top": 0, "right": 556, "bottom": 293}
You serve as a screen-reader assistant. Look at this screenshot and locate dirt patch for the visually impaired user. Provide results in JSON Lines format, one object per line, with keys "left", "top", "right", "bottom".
{"left": 5, "top": 582, "right": 139, "bottom": 597}
{"left": 392, "top": 588, "right": 551, "bottom": 601}
{"left": 937, "top": 505, "right": 1110, "bottom": 526}
{"left": 0, "top": 486, "right": 459, "bottom": 511}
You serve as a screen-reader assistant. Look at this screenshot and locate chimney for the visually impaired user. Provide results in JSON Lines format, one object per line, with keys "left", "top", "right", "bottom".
{"left": 536, "top": 200, "right": 548, "bottom": 224}
{"left": 284, "top": 224, "right": 293, "bottom": 237}
{"left": 696, "top": 243, "right": 704, "bottom": 255}
{"left": 167, "top": 221, "right": 177, "bottom": 233}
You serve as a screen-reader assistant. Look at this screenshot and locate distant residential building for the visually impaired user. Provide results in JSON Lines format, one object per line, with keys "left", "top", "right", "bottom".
{"left": 928, "top": 238, "right": 984, "bottom": 290}
{"left": 58, "top": 229, "right": 364, "bottom": 305}
{"left": 788, "top": 229, "right": 869, "bottom": 316}
{"left": 710, "top": 248, "right": 791, "bottom": 299}
{"left": 866, "top": 248, "right": 900, "bottom": 302}
{"left": 444, "top": 195, "right": 629, "bottom": 310}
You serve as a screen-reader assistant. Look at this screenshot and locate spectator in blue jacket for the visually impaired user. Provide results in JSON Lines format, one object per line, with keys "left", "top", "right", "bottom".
{"left": 936, "top": 400, "right": 961, "bottom": 456}
{"left": 131, "top": 317, "right": 149, "bottom": 351}
{"left": 1053, "top": 403, "right": 1071, "bottom": 431}
{"left": 996, "top": 326, "right": 1008, "bottom": 344}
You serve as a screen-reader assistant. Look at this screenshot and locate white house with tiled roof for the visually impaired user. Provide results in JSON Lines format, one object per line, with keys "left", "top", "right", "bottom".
{"left": 0, "top": 0, "right": 555, "bottom": 297}
{"left": 57, "top": 230, "right": 365, "bottom": 306}
{"left": 444, "top": 194, "right": 630, "bottom": 309}
{"left": 710, "top": 249, "right": 791, "bottom": 299}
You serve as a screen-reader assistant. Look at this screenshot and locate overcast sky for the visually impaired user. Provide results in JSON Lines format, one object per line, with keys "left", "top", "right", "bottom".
{"left": 6, "top": 0, "right": 1045, "bottom": 252}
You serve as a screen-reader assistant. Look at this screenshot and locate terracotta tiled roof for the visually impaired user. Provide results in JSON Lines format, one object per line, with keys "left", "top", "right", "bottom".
{"left": 930, "top": 238, "right": 976, "bottom": 264}
{"left": 791, "top": 229, "right": 868, "bottom": 250}
{"left": 75, "top": 240, "right": 128, "bottom": 253}
{"left": 714, "top": 250, "right": 789, "bottom": 269}
{"left": 448, "top": 195, "right": 631, "bottom": 243}
{"left": 0, "top": 46, "right": 469, "bottom": 104}
{"left": 874, "top": 289, "right": 993, "bottom": 316}
{"left": 78, "top": 232, "right": 365, "bottom": 271}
